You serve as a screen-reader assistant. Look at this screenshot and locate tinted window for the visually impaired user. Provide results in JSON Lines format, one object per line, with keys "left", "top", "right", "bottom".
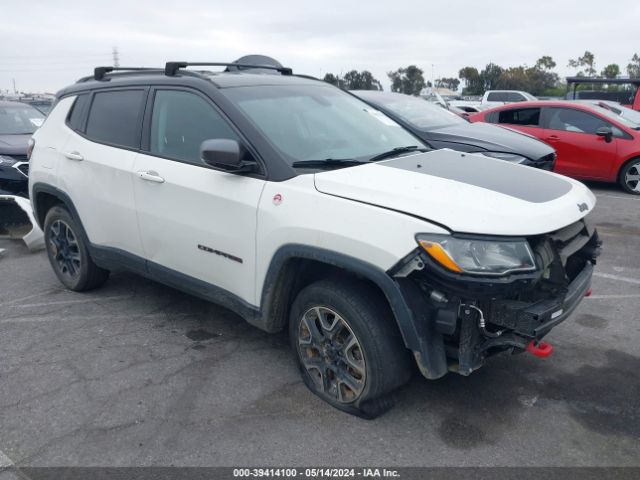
{"left": 66, "top": 94, "right": 89, "bottom": 131}
{"left": 497, "top": 108, "right": 541, "bottom": 126}
{"left": 546, "top": 108, "right": 612, "bottom": 134}
{"left": 487, "top": 92, "right": 507, "bottom": 102}
{"left": 150, "top": 90, "right": 239, "bottom": 164}
{"left": 86, "top": 90, "right": 145, "bottom": 148}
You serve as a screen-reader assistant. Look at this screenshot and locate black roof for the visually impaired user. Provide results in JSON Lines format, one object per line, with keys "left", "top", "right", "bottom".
{"left": 566, "top": 76, "right": 640, "bottom": 85}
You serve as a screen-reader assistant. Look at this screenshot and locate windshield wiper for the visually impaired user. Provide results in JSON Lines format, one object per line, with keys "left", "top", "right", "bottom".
{"left": 367, "top": 145, "right": 429, "bottom": 162}
{"left": 292, "top": 158, "right": 367, "bottom": 169}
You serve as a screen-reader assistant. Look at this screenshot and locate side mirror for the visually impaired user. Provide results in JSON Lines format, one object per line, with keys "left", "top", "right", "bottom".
{"left": 595, "top": 126, "right": 613, "bottom": 143}
{"left": 200, "top": 139, "right": 257, "bottom": 173}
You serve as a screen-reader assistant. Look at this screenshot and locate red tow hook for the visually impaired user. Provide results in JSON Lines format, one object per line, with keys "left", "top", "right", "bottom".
{"left": 527, "top": 340, "right": 553, "bottom": 358}
{"left": 585, "top": 288, "right": 593, "bottom": 297}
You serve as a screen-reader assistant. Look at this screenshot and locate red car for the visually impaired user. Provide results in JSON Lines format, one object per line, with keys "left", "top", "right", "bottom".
{"left": 469, "top": 100, "right": 640, "bottom": 194}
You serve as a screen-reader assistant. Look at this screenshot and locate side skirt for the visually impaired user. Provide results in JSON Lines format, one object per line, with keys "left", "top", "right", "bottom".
{"left": 89, "top": 244, "right": 260, "bottom": 323}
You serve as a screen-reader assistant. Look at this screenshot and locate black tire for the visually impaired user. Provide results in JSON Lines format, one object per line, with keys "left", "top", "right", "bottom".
{"left": 44, "top": 206, "right": 110, "bottom": 291}
{"left": 289, "top": 279, "right": 413, "bottom": 419}
{"left": 618, "top": 158, "right": 640, "bottom": 195}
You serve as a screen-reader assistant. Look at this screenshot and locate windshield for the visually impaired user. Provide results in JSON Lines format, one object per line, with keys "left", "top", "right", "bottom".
{"left": 355, "top": 91, "right": 465, "bottom": 130}
{"left": 223, "top": 85, "right": 424, "bottom": 164}
{"left": 593, "top": 104, "right": 640, "bottom": 129}
{"left": 0, "top": 103, "right": 45, "bottom": 134}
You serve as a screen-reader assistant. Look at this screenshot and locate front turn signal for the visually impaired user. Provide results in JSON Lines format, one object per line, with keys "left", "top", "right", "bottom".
{"left": 418, "top": 239, "right": 463, "bottom": 273}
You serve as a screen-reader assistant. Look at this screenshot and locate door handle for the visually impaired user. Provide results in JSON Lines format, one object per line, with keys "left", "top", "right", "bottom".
{"left": 546, "top": 135, "right": 560, "bottom": 141}
{"left": 64, "top": 151, "right": 84, "bottom": 161}
{"left": 137, "top": 170, "right": 165, "bottom": 183}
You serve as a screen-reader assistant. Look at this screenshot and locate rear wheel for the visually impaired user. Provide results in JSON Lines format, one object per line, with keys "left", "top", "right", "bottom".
{"left": 289, "top": 279, "right": 413, "bottom": 418}
{"left": 619, "top": 158, "right": 640, "bottom": 195}
{"left": 44, "top": 206, "right": 109, "bottom": 291}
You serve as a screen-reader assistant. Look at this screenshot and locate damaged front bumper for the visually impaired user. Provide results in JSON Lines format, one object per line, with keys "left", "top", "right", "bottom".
{"left": 388, "top": 217, "right": 601, "bottom": 379}
{"left": 0, "top": 195, "right": 45, "bottom": 252}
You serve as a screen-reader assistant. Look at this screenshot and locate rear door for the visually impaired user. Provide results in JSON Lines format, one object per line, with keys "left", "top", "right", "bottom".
{"left": 132, "top": 88, "right": 265, "bottom": 304}
{"left": 541, "top": 107, "right": 619, "bottom": 179}
{"left": 58, "top": 88, "right": 147, "bottom": 256}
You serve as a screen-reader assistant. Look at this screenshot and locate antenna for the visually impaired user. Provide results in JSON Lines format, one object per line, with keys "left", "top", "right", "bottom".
{"left": 112, "top": 47, "right": 120, "bottom": 68}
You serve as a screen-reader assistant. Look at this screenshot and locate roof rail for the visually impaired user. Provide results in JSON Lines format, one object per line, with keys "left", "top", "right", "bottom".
{"left": 164, "top": 62, "right": 293, "bottom": 77}
{"left": 93, "top": 66, "right": 162, "bottom": 81}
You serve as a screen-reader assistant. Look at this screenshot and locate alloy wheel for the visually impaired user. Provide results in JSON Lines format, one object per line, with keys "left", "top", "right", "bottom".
{"left": 48, "top": 220, "right": 81, "bottom": 278}
{"left": 297, "top": 306, "right": 366, "bottom": 403}
{"left": 625, "top": 161, "right": 640, "bottom": 193}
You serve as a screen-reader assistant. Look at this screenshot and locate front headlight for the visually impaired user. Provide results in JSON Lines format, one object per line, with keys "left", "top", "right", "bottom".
{"left": 475, "top": 151, "right": 527, "bottom": 164}
{"left": 416, "top": 234, "right": 536, "bottom": 276}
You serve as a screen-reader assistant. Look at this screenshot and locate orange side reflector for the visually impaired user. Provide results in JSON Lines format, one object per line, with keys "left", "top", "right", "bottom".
{"left": 418, "top": 240, "right": 463, "bottom": 273}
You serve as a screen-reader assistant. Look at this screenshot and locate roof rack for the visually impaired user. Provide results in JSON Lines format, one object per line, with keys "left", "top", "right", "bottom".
{"left": 93, "top": 66, "right": 162, "bottom": 81}
{"left": 164, "top": 62, "right": 293, "bottom": 77}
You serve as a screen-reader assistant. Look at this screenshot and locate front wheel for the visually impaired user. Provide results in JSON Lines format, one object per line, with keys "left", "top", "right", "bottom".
{"left": 44, "top": 206, "right": 110, "bottom": 291}
{"left": 289, "top": 279, "right": 413, "bottom": 418}
{"left": 619, "top": 158, "right": 640, "bottom": 195}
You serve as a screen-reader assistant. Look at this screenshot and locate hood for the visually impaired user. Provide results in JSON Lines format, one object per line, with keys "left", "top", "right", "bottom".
{"left": 313, "top": 149, "right": 595, "bottom": 236}
{"left": 421, "top": 122, "right": 553, "bottom": 161}
{"left": 0, "top": 134, "right": 30, "bottom": 156}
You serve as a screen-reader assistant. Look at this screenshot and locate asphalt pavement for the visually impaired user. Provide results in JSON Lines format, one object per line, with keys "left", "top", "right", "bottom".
{"left": 0, "top": 183, "right": 638, "bottom": 469}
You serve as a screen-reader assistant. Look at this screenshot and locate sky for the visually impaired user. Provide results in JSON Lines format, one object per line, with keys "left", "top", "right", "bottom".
{"left": 1, "top": 0, "right": 640, "bottom": 93}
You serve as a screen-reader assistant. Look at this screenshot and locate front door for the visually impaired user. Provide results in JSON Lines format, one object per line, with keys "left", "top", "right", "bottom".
{"left": 132, "top": 88, "right": 265, "bottom": 305}
{"left": 542, "top": 107, "right": 619, "bottom": 179}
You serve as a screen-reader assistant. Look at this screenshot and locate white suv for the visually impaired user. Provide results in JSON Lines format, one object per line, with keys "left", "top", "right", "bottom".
{"left": 29, "top": 60, "right": 601, "bottom": 418}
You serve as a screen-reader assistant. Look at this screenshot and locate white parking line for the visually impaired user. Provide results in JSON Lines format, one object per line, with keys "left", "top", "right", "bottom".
{"left": 593, "top": 272, "right": 640, "bottom": 285}
{"left": 0, "top": 312, "right": 196, "bottom": 325}
{"left": 595, "top": 193, "right": 640, "bottom": 201}
{"left": 0, "top": 449, "right": 14, "bottom": 468}
{"left": 9, "top": 295, "right": 131, "bottom": 309}
{"left": 0, "top": 290, "right": 61, "bottom": 308}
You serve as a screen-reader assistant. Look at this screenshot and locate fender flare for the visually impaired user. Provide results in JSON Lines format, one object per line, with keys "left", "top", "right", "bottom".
{"left": 31, "top": 183, "right": 80, "bottom": 230}
{"left": 255, "top": 244, "right": 448, "bottom": 378}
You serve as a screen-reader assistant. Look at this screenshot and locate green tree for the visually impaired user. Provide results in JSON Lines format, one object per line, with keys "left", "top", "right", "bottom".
{"left": 435, "top": 77, "right": 460, "bottom": 92}
{"left": 568, "top": 51, "right": 596, "bottom": 77}
{"left": 535, "top": 55, "right": 557, "bottom": 71}
{"left": 323, "top": 73, "right": 344, "bottom": 88}
{"left": 458, "top": 66, "right": 483, "bottom": 95}
{"left": 495, "top": 67, "right": 530, "bottom": 91}
{"left": 480, "top": 63, "right": 504, "bottom": 90}
{"left": 342, "top": 70, "right": 383, "bottom": 90}
{"left": 523, "top": 58, "right": 561, "bottom": 95}
{"left": 601, "top": 64, "right": 621, "bottom": 79}
{"left": 387, "top": 65, "right": 425, "bottom": 96}
{"left": 627, "top": 53, "right": 640, "bottom": 78}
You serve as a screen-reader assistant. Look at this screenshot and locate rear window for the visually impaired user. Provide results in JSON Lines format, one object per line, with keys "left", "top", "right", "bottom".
{"left": 85, "top": 90, "right": 145, "bottom": 148}
{"left": 497, "top": 108, "right": 541, "bottom": 126}
{"left": 487, "top": 92, "right": 507, "bottom": 102}
{"left": 506, "top": 92, "right": 525, "bottom": 102}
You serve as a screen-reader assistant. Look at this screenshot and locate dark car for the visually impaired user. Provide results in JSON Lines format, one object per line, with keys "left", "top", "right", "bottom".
{"left": 351, "top": 90, "right": 556, "bottom": 170}
{"left": 0, "top": 100, "right": 44, "bottom": 196}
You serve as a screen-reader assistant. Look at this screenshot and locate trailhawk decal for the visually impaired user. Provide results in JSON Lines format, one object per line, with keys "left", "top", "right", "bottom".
{"left": 382, "top": 152, "right": 572, "bottom": 203}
